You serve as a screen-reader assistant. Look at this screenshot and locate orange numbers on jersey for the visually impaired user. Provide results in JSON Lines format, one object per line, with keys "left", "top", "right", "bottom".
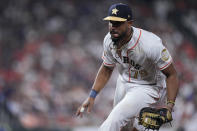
{"left": 130, "top": 69, "right": 148, "bottom": 79}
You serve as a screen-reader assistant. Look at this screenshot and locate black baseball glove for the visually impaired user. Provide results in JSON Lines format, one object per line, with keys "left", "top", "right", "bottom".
{"left": 138, "top": 107, "right": 172, "bottom": 130}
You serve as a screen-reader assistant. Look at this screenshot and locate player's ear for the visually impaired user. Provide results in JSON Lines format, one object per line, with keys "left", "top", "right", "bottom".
{"left": 127, "top": 20, "right": 133, "bottom": 26}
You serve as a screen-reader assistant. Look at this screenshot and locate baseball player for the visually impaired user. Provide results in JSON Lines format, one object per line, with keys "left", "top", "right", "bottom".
{"left": 76, "top": 3, "right": 179, "bottom": 131}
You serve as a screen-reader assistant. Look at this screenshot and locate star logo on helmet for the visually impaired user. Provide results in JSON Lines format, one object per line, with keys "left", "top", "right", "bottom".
{"left": 112, "top": 8, "right": 118, "bottom": 15}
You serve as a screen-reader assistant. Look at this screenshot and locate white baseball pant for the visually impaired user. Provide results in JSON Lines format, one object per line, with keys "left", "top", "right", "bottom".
{"left": 98, "top": 76, "right": 166, "bottom": 131}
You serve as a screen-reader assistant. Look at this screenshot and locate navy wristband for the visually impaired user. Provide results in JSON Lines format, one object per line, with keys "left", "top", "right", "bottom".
{"left": 89, "top": 89, "right": 98, "bottom": 98}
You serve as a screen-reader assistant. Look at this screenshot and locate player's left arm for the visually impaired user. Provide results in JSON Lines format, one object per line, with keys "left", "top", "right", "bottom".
{"left": 161, "top": 63, "right": 179, "bottom": 111}
{"left": 149, "top": 37, "right": 179, "bottom": 111}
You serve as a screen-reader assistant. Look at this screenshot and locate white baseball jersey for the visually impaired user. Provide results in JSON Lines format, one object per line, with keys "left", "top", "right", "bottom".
{"left": 102, "top": 26, "right": 172, "bottom": 87}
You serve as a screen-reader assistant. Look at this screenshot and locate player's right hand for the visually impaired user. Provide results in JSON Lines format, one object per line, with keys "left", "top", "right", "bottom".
{"left": 76, "top": 97, "right": 95, "bottom": 118}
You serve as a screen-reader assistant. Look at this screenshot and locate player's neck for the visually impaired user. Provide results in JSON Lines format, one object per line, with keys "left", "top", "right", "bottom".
{"left": 125, "top": 27, "right": 133, "bottom": 43}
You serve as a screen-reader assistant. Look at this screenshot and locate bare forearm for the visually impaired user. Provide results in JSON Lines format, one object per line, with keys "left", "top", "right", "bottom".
{"left": 162, "top": 64, "right": 179, "bottom": 108}
{"left": 76, "top": 63, "right": 114, "bottom": 116}
{"left": 92, "top": 63, "right": 114, "bottom": 92}
{"left": 166, "top": 73, "right": 179, "bottom": 102}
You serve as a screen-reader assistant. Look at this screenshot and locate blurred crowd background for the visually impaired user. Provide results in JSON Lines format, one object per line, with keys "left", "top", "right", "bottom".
{"left": 0, "top": 0, "right": 197, "bottom": 131}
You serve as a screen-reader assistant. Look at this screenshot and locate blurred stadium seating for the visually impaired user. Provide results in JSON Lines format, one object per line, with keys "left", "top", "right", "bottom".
{"left": 0, "top": 0, "right": 197, "bottom": 131}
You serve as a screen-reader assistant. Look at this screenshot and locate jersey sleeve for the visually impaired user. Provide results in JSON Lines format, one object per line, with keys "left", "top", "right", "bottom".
{"left": 102, "top": 35, "right": 116, "bottom": 67}
{"left": 151, "top": 39, "right": 173, "bottom": 70}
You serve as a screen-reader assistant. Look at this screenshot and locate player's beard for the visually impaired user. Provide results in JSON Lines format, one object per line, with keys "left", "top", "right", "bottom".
{"left": 110, "top": 29, "right": 127, "bottom": 45}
